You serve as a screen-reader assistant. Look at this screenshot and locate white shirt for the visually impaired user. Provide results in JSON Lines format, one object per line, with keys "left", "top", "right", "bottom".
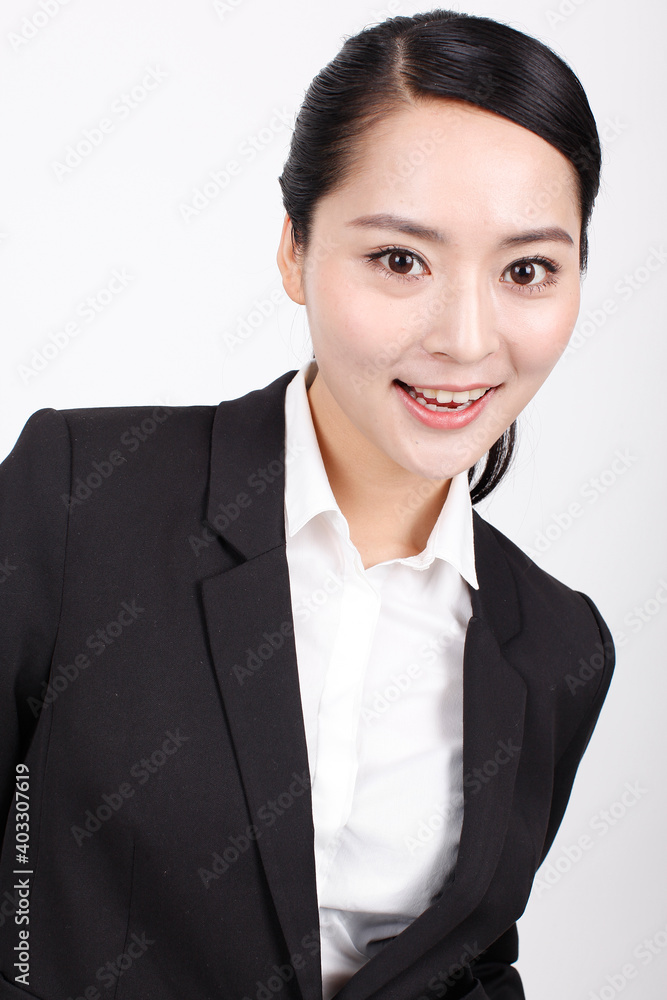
{"left": 283, "top": 359, "right": 479, "bottom": 1000}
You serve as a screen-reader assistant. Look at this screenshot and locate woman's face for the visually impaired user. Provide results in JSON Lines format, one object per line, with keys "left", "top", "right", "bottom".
{"left": 277, "top": 98, "right": 582, "bottom": 482}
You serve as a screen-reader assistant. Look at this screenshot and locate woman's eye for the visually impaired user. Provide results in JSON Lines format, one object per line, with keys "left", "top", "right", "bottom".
{"left": 366, "top": 250, "right": 558, "bottom": 288}
{"left": 501, "top": 260, "right": 552, "bottom": 288}
{"left": 366, "top": 248, "right": 428, "bottom": 281}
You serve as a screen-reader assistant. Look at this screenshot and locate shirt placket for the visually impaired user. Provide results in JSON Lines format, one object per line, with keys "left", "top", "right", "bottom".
{"left": 311, "top": 546, "right": 384, "bottom": 890}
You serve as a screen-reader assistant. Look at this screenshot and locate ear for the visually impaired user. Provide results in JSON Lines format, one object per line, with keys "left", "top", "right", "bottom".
{"left": 276, "top": 213, "right": 306, "bottom": 305}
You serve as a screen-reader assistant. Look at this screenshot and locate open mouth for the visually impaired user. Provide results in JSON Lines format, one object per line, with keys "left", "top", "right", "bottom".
{"left": 394, "top": 379, "right": 492, "bottom": 412}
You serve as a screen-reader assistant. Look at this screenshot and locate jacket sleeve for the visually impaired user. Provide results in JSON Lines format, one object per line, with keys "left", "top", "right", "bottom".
{"left": 469, "top": 592, "right": 615, "bottom": 999}
{"left": 538, "top": 590, "right": 616, "bottom": 867}
{"left": 0, "top": 408, "right": 71, "bottom": 837}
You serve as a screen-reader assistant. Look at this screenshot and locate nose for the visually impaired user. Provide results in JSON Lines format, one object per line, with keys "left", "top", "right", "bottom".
{"left": 419, "top": 274, "right": 500, "bottom": 364}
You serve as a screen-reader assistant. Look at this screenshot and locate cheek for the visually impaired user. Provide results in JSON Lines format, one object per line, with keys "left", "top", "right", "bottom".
{"left": 505, "top": 290, "right": 580, "bottom": 378}
{"left": 306, "top": 268, "right": 396, "bottom": 365}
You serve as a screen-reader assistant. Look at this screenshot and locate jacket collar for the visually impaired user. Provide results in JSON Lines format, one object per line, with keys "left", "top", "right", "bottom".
{"left": 206, "top": 367, "right": 519, "bottom": 642}
{"left": 202, "top": 369, "right": 526, "bottom": 999}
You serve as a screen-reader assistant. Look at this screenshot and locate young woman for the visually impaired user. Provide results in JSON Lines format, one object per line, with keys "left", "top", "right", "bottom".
{"left": 0, "top": 10, "right": 614, "bottom": 1000}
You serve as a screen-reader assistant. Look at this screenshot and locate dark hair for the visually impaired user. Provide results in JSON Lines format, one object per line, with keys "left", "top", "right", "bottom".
{"left": 278, "top": 10, "right": 601, "bottom": 504}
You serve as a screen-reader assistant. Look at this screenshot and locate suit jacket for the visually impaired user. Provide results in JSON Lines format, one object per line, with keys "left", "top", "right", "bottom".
{"left": 0, "top": 368, "right": 615, "bottom": 1000}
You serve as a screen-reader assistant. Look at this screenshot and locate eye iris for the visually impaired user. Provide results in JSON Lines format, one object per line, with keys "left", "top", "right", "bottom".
{"left": 388, "top": 251, "right": 414, "bottom": 274}
{"left": 511, "top": 263, "right": 535, "bottom": 285}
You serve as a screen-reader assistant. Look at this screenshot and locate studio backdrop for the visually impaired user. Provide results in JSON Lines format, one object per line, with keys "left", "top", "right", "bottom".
{"left": 0, "top": 1, "right": 665, "bottom": 997}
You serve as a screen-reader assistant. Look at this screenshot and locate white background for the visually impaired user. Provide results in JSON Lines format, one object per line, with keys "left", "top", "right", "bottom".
{"left": 1, "top": 0, "right": 666, "bottom": 996}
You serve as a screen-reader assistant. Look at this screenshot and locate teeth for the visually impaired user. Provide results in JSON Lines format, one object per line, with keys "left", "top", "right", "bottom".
{"left": 404, "top": 383, "right": 491, "bottom": 404}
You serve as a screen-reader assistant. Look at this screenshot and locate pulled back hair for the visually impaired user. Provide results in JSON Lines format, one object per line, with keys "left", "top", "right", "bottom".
{"left": 278, "top": 10, "right": 601, "bottom": 503}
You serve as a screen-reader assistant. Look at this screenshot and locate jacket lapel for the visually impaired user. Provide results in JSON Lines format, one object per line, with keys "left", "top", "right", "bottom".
{"left": 333, "top": 517, "right": 528, "bottom": 999}
{"left": 200, "top": 371, "right": 322, "bottom": 1000}
{"left": 201, "top": 370, "right": 528, "bottom": 1000}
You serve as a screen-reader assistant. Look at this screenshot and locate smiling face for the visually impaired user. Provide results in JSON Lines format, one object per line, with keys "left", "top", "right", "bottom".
{"left": 277, "top": 98, "right": 583, "bottom": 484}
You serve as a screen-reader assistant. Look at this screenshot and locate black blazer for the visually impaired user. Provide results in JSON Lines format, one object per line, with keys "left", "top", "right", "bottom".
{"left": 0, "top": 369, "right": 615, "bottom": 1000}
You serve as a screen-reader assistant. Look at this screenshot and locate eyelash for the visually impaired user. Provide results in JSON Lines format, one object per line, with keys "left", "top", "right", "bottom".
{"left": 363, "top": 246, "right": 562, "bottom": 293}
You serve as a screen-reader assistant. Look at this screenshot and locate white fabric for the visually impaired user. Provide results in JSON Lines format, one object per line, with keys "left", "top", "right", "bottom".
{"left": 283, "top": 359, "right": 479, "bottom": 1000}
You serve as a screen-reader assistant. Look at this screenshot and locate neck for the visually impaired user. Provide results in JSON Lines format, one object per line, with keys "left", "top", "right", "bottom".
{"left": 306, "top": 373, "right": 451, "bottom": 560}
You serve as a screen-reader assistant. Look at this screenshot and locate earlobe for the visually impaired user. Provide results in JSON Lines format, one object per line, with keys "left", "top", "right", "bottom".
{"left": 276, "top": 214, "right": 306, "bottom": 305}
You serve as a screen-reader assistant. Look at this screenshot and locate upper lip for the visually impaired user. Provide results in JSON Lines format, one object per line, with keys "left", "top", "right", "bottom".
{"left": 397, "top": 378, "right": 498, "bottom": 392}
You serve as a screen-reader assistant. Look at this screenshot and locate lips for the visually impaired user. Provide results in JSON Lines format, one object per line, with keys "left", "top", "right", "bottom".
{"left": 393, "top": 379, "right": 497, "bottom": 430}
{"left": 395, "top": 379, "right": 492, "bottom": 411}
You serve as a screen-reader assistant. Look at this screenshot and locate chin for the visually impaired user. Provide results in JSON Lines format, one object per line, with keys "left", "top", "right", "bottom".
{"left": 393, "top": 450, "right": 473, "bottom": 483}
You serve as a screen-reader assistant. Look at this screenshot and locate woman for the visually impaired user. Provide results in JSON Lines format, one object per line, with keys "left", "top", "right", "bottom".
{"left": 0, "top": 9, "right": 614, "bottom": 1000}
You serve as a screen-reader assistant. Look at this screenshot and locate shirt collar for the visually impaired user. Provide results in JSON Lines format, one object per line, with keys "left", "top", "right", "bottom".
{"left": 284, "top": 359, "right": 479, "bottom": 590}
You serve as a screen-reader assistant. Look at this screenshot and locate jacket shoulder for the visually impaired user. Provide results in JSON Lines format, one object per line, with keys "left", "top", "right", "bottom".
{"left": 473, "top": 509, "right": 615, "bottom": 731}
{"left": 57, "top": 402, "right": 217, "bottom": 438}
{"left": 4, "top": 404, "right": 219, "bottom": 458}
{"left": 474, "top": 509, "right": 609, "bottom": 634}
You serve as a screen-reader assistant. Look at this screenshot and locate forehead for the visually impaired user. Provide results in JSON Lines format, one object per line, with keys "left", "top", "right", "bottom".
{"left": 325, "top": 97, "right": 581, "bottom": 234}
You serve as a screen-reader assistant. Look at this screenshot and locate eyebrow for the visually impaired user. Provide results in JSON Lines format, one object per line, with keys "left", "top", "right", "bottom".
{"left": 346, "top": 214, "right": 574, "bottom": 249}
{"left": 497, "top": 227, "right": 574, "bottom": 249}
